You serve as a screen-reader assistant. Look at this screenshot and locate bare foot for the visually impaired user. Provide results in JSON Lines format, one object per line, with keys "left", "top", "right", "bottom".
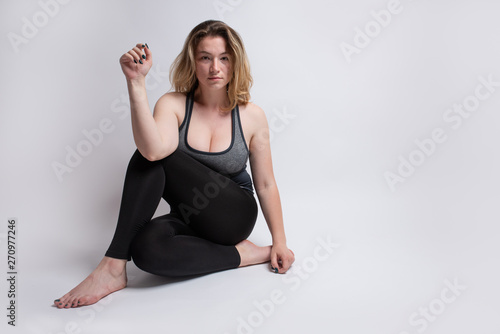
{"left": 53, "top": 257, "right": 127, "bottom": 309}
{"left": 235, "top": 240, "right": 272, "bottom": 267}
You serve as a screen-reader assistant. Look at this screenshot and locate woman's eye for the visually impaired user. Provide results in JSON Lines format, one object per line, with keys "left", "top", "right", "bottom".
{"left": 221, "top": 57, "right": 229, "bottom": 61}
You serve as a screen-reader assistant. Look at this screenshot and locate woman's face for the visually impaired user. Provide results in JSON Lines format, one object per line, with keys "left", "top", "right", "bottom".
{"left": 195, "top": 36, "right": 232, "bottom": 91}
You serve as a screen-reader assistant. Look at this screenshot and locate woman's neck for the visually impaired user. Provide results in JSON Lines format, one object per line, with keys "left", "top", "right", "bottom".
{"left": 194, "top": 85, "right": 230, "bottom": 112}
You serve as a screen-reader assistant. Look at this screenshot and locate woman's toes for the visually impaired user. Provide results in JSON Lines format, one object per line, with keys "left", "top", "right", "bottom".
{"left": 73, "top": 297, "right": 82, "bottom": 307}
{"left": 62, "top": 298, "right": 70, "bottom": 308}
{"left": 68, "top": 298, "right": 77, "bottom": 308}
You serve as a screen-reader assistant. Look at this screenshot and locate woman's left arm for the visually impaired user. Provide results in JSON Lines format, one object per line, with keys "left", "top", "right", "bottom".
{"left": 247, "top": 104, "right": 295, "bottom": 274}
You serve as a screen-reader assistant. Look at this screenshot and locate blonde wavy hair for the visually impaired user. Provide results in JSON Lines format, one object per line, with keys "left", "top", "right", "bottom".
{"left": 169, "top": 20, "right": 253, "bottom": 111}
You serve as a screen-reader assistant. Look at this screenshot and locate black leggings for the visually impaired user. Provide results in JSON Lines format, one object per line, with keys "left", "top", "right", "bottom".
{"left": 104, "top": 149, "right": 258, "bottom": 277}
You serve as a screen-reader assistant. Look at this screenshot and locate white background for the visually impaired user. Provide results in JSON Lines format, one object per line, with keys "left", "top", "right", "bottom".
{"left": 1, "top": 0, "right": 499, "bottom": 333}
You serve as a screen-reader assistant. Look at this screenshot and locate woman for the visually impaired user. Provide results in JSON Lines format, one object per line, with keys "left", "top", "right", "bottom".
{"left": 54, "top": 20, "right": 294, "bottom": 309}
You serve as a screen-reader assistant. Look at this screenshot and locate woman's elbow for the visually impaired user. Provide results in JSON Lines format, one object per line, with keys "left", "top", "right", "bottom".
{"left": 255, "top": 180, "right": 277, "bottom": 195}
{"left": 144, "top": 154, "right": 160, "bottom": 162}
{"left": 136, "top": 149, "right": 156, "bottom": 161}
{"left": 142, "top": 146, "right": 176, "bottom": 161}
{"left": 136, "top": 147, "right": 161, "bottom": 161}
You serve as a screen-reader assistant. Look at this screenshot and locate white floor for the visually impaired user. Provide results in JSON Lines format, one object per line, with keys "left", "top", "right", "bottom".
{"left": 4, "top": 184, "right": 499, "bottom": 334}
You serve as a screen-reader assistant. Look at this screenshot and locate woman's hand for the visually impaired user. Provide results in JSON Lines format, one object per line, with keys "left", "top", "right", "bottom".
{"left": 119, "top": 43, "right": 153, "bottom": 82}
{"left": 270, "top": 243, "right": 295, "bottom": 274}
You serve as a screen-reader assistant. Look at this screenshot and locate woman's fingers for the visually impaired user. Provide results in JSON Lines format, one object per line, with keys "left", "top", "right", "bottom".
{"left": 143, "top": 43, "right": 151, "bottom": 57}
{"left": 119, "top": 42, "right": 151, "bottom": 80}
{"left": 132, "top": 43, "right": 151, "bottom": 63}
{"left": 143, "top": 44, "right": 152, "bottom": 63}
{"left": 270, "top": 253, "right": 279, "bottom": 273}
{"left": 281, "top": 253, "right": 293, "bottom": 272}
{"left": 120, "top": 52, "right": 134, "bottom": 63}
{"left": 278, "top": 256, "right": 288, "bottom": 273}
{"left": 271, "top": 248, "right": 295, "bottom": 274}
{"left": 124, "top": 44, "right": 149, "bottom": 64}
{"left": 130, "top": 46, "right": 146, "bottom": 62}
{"left": 129, "top": 48, "right": 142, "bottom": 63}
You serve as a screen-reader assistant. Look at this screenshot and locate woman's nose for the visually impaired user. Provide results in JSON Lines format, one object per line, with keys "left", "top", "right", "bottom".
{"left": 210, "top": 59, "right": 219, "bottom": 72}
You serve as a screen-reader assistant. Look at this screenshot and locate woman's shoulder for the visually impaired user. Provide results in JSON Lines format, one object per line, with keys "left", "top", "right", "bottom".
{"left": 239, "top": 101, "right": 267, "bottom": 126}
{"left": 239, "top": 101, "right": 265, "bottom": 118}
{"left": 154, "top": 91, "right": 187, "bottom": 118}
{"left": 157, "top": 91, "right": 187, "bottom": 105}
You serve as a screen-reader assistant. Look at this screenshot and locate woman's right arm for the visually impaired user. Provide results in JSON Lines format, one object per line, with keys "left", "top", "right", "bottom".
{"left": 120, "top": 43, "right": 179, "bottom": 161}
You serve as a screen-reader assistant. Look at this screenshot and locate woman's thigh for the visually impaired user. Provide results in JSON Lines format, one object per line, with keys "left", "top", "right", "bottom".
{"left": 159, "top": 149, "right": 258, "bottom": 245}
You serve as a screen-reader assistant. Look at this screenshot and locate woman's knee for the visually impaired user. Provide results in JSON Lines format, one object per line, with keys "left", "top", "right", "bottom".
{"left": 130, "top": 236, "right": 186, "bottom": 277}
